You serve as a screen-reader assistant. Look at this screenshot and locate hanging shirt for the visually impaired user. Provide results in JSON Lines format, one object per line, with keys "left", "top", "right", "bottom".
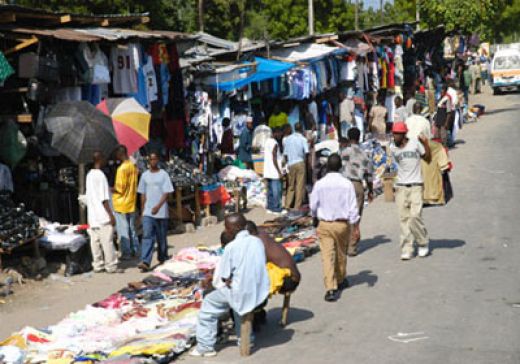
{"left": 110, "top": 44, "right": 139, "bottom": 94}
{"left": 86, "top": 169, "right": 111, "bottom": 228}
{"left": 137, "top": 169, "right": 174, "bottom": 219}
{"left": 112, "top": 160, "right": 138, "bottom": 214}
{"left": 252, "top": 124, "right": 272, "bottom": 152}
{"left": 142, "top": 55, "right": 158, "bottom": 105}
{"left": 268, "top": 112, "right": 288, "bottom": 129}
{"left": 308, "top": 101, "right": 319, "bottom": 125}
{"left": 0, "top": 163, "right": 13, "bottom": 192}
{"left": 219, "top": 230, "right": 270, "bottom": 316}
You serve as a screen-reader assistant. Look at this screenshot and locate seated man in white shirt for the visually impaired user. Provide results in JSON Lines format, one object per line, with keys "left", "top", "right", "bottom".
{"left": 405, "top": 102, "right": 432, "bottom": 141}
{"left": 191, "top": 213, "right": 269, "bottom": 357}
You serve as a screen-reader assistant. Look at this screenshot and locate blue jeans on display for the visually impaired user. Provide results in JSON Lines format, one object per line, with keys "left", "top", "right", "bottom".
{"left": 114, "top": 212, "right": 139, "bottom": 257}
{"left": 141, "top": 216, "right": 169, "bottom": 266}
{"left": 267, "top": 179, "right": 282, "bottom": 212}
{"left": 196, "top": 289, "right": 254, "bottom": 353}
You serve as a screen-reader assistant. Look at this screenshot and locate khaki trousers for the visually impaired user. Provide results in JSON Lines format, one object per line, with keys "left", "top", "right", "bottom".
{"left": 317, "top": 221, "right": 350, "bottom": 291}
{"left": 395, "top": 186, "right": 429, "bottom": 254}
{"left": 285, "top": 161, "right": 306, "bottom": 209}
{"left": 88, "top": 224, "right": 118, "bottom": 272}
{"left": 348, "top": 180, "right": 364, "bottom": 254}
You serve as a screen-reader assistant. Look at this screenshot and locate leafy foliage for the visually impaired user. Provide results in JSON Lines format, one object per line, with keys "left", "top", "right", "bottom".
{"left": 12, "top": 0, "right": 520, "bottom": 42}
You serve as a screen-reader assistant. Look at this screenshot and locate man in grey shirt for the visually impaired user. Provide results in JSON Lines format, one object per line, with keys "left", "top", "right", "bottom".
{"left": 390, "top": 122, "right": 431, "bottom": 261}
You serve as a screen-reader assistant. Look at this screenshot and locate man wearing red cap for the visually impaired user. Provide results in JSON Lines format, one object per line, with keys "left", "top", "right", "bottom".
{"left": 391, "top": 122, "right": 432, "bottom": 260}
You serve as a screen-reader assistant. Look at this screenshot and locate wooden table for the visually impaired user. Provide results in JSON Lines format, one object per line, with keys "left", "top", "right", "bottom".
{"left": 0, "top": 233, "right": 43, "bottom": 270}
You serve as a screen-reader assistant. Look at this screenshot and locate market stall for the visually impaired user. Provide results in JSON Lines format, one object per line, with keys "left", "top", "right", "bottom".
{"left": 0, "top": 211, "right": 318, "bottom": 363}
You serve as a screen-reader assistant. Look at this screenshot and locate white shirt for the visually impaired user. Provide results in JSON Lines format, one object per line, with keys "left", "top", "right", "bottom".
{"left": 263, "top": 138, "right": 282, "bottom": 180}
{"left": 391, "top": 139, "right": 426, "bottom": 185}
{"left": 252, "top": 124, "right": 272, "bottom": 152}
{"left": 137, "top": 169, "right": 174, "bottom": 219}
{"left": 142, "top": 56, "right": 158, "bottom": 104}
{"left": 405, "top": 114, "right": 432, "bottom": 141}
{"left": 447, "top": 87, "right": 458, "bottom": 111}
{"left": 218, "top": 230, "right": 270, "bottom": 316}
{"left": 110, "top": 44, "right": 139, "bottom": 94}
{"left": 0, "top": 163, "right": 13, "bottom": 192}
{"left": 86, "top": 169, "right": 111, "bottom": 228}
{"left": 308, "top": 101, "right": 319, "bottom": 126}
{"left": 310, "top": 172, "right": 360, "bottom": 223}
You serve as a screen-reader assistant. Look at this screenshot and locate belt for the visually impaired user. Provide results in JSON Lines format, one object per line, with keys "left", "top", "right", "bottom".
{"left": 319, "top": 219, "right": 349, "bottom": 223}
{"left": 396, "top": 183, "right": 423, "bottom": 188}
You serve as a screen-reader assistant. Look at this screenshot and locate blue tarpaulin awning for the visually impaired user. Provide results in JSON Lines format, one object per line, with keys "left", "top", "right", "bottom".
{"left": 208, "top": 57, "right": 295, "bottom": 92}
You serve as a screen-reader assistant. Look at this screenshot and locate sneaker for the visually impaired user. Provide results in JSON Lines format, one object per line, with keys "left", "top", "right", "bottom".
{"left": 189, "top": 347, "right": 217, "bottom": 357}
{"left": 93, "top": 268, "right": 105, "bottom": 273}
{"left": 418, "top": 246, "right": 430, "bottom": 257}
{"left": 400, "top": 252, "right": 413, "bottom": 260}
{"left": 106, "top": 268, "right": 125, "bottom": 274}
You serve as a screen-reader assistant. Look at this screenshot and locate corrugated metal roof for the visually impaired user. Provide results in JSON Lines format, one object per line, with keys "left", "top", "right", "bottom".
{"left": 0, "top": 26, "right": 193, "bottom": 42}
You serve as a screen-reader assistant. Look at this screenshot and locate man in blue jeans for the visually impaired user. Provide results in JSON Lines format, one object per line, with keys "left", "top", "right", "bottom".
{"left": 137, "top": 152, "right": 174, "bottom": 272}
{"left": 263, "top": 127, "right": 284, "bottom": 214}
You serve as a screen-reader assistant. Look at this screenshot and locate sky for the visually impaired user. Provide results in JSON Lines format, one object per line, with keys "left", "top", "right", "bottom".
{"left": 362, "top": 0, "right": 393, "bottom": 10}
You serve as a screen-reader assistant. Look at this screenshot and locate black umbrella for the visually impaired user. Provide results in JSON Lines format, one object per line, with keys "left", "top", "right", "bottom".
{"left": 45, "top": 101, "right": 118, "bottom": 164}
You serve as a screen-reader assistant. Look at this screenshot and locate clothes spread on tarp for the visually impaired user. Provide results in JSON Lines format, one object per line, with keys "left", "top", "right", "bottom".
{"left": 110, "top": 43, "right": 140, "bottom": 94}
{"left": 422, "top": 141, "right": 450, "bottom": 205}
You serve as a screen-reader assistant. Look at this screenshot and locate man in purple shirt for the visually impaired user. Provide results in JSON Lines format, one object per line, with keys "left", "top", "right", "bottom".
{"left": 310, "top": 154, "right": 360, "bottom": 302}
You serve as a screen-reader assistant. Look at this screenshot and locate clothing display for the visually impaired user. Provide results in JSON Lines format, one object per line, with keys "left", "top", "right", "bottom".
{"left": 110, "top": 43, "right": 139, "bottom": 94}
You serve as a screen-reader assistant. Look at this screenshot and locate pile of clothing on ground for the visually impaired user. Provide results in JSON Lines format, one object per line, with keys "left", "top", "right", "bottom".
{"left": 218, "top": 166, "right": 267, "bottom": 208}
{"left": 0, "top": 212, "right": 318, "bottom": 364}
{"left": 360, "top": 138, "right": 398, "bottom": 194}
{"left": 163, "top": 156, "right": 217, "bottom": 188}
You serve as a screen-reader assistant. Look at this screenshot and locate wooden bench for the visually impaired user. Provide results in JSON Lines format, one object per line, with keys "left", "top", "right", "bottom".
{"left": 239, "top": 292, "right": 292, "bottom": 356}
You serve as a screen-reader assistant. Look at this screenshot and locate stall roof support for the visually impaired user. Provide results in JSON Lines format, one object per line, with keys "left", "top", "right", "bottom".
{"left": 5, "top": 36, "right": 38, "bottom": 55}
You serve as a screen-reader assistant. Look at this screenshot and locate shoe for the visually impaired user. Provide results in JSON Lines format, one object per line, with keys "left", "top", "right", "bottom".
{"left": 418, "top": 246, "right": 430, "bottom": 257}
{"left": 189, "top": 347, "right": 217, "bottom": 357}
{"left": 137, "top": 262, "right": 150, "bottom": 272}
{"left": 120, "top": 255, "right": 133, "bottom": 261}
{"left": 400, "top": 252, "right": 414, "bottom": 260}
{"left": 338, "top": 279, "right": 350, "bottom": 290}
{"left": 324, "top": 290, "right": 339, "bottom": 302}
{"left": 347, "top": 250, "right": 358, "bottom": 257}
{"left": 106, "top": 268, "right": 125, "bottom": 274}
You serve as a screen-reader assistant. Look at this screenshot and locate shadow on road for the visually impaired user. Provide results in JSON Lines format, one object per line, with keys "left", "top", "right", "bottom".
{"left": 266, "top": 307, "right": 314, "bottom": 326}
{"left": 349, "top": 269, "right": 378, "bottom": 288}
{"left": 252, "top": 308, "right": 314, "bottom": 352}
{"left": 483, "top": 106, "right": 520, "bottom": 115}
{"left": 358, "top": 235, "right": 392, "bottom": 255}
{"left": 430, "top": 239, "right": 466, "bottom": 252}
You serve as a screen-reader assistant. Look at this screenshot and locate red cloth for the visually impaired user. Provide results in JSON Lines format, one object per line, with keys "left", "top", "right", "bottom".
{"left": 164, "top": 115, "right": 185, "bottom": 150}
{"left": 199, "top": 185, "right": 231, "bottom": 206}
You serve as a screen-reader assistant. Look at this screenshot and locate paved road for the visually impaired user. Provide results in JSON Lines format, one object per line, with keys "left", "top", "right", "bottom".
{"left": 183, "top": 89, "right": 520, "bottom": 364}
{"left": 2, "top": 89, "right": 520, "bottom": 363}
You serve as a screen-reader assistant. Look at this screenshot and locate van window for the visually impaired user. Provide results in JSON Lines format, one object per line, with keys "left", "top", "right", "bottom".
{"left": 494, "top": 55, "right": 520, "bottom": 70}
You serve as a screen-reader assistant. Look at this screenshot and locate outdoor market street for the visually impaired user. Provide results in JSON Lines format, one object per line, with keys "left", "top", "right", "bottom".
{"left": 2, "top": 88, "right": 520, "bottom": 363}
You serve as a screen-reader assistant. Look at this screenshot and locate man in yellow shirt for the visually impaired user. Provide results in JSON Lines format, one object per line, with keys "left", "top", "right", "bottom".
{"left": 112, "top": 145, "right": 139, "bottom": 260}
{"left": 268, "top": 105, "right": 289, "bottom": 129}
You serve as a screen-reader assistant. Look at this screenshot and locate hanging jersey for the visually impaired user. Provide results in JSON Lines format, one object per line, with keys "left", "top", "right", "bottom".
{"left": 143, "top": 56, "right": 158, "bottom": 104}
{"left": 111, "top": 44, "right": 139, "bottom": 94}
